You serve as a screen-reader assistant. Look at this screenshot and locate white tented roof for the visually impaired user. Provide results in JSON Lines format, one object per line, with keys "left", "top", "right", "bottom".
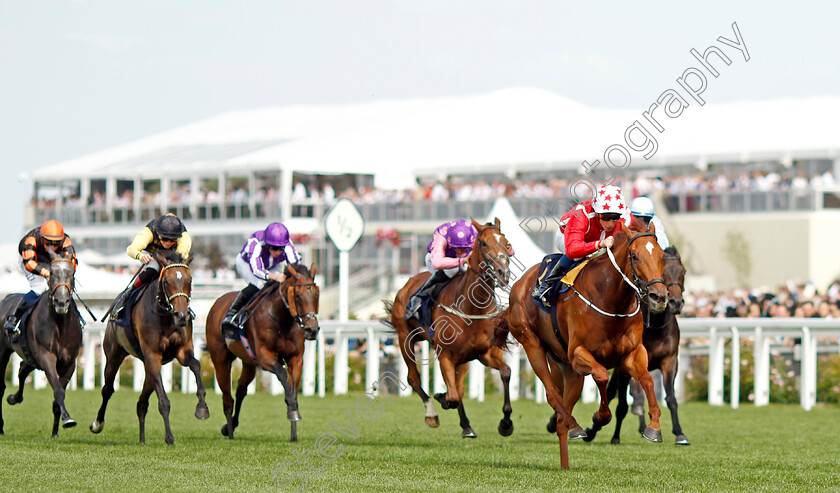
{"left": 28, "top": 88, "right": 840, "bottom": 183}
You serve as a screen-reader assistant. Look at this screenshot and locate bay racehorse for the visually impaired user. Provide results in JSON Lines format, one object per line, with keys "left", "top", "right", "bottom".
{"left": 0, "top": 252, "right": 82, "bottom": 437}
{"left": 90, "top": 251, "right": 209, "bottom": 444}
{"left": 205, "top": 263, "right": 319, "bottom": 442}
{"left": 495, "top": 220, "right": 668, "bottom": 468}
{"left": 387, "top": 218, "right": 513, "bottom": 438}
{"left": 576, "top": 245, "right": 690, "bottom": 445}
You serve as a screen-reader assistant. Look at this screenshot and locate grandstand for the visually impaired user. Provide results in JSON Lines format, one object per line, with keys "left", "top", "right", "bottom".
{"left": 22, "top": 88, "right": 840, "bottom": 301}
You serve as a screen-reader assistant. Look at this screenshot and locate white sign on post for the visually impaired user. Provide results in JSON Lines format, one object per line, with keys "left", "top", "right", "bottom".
{"left": 324, "top": 198, "right": 364, "bottom": 252}
{"left": 324, "top": 199, "right": 364, "bottom": 322}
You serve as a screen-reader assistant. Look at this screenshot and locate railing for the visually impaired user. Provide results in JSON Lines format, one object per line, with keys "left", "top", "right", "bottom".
{"left": 8, "top": 318, "right": 840, "bottom": 409}
{"left": 662, "top": 188, "right": 840, "bottom": 214}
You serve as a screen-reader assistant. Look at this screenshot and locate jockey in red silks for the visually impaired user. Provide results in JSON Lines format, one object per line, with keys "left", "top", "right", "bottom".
{"left": 533, "top": 184, "right": 634, "bottom": 307}
{"left": 405, "top": 219, "right": 478, "bottom": 320}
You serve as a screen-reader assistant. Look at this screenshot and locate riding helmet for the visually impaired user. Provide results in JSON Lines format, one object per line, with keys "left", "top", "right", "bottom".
{"left": 592, "top": 185, "right": 626, "bottom": 214}
{"left": 264, "top": 222, "right": 290, "bottom": 247}
{"left": 444, "top": 220, "right": 477, "bottom": 248}
{"left": 39, "top": 219, "right": 65, "bottom": 242}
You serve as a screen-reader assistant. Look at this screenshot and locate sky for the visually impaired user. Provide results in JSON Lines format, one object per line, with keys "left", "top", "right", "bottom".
{"left": 2, "top": 0, "right": 840, "bottom": 243}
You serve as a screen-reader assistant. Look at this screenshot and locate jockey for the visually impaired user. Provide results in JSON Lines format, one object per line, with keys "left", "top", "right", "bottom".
{"left": 221, "top": 222, "right": 301, "bottom": 337}
{"left": 534, "top": 184, "right": 633, "bottom": 307}
{"left": 111, "top": 213, "right": 191, "bottom": 320}
{"left": 4, "top": 220, "right": 77, "bottom": 334}
{"left": 405, "top": 219, "right": 477, "bottom": 320}
{"left": 629, "top": 196, "right": 670, "bottom": 249}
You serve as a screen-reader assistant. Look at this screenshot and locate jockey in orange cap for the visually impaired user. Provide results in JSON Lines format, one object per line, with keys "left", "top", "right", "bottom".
{"left": 4, "top": 220, "right": 77, "bottom": 335}
{"left": 533, "top": 184, "right": 634, "bottom": 307}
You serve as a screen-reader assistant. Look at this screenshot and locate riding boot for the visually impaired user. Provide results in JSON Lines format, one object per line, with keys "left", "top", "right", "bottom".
{"left": 4, "top": 297, "right": 27, "bottom": 337}
{"left": 532, "top": 257, "right": 571, "bottom": 307}
{"left": 222, "top": 287, "right": 257, "bottom": 339}
{"left": 406, "top": 270, "right": 448, "bottom": 320}
{"left": 110, "top": 286, "right": 133, "bottom": 321}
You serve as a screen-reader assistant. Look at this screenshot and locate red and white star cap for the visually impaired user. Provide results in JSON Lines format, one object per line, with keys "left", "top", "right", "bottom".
{"left": 593, "top": 184, "right": 626, "bottom": 214}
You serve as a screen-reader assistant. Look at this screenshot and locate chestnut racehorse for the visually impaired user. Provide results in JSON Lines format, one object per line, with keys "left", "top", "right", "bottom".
{"left": 576, "top": 245, "right": 690, "bottom": 445}
{"left": 387, "top": 218, "right": 513, "bottom": 438}
{"left": 495, "top": 220, "right": 668, "bottom": 468}
{"left": 0, "top": 252, "right": 82, "bottom": 437}
{"left": 205, "top": 263, "right": 319, "bottom": 442}
{"left": 90, "top": 251, "right": 209, "bottom": 444}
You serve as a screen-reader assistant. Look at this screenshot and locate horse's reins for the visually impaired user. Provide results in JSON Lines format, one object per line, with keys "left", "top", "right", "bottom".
{"left": 49, "top": 258, "right": 97, "bottom": 322}
{"left": 155, "top": 263, "right": 191, "bottom": 315}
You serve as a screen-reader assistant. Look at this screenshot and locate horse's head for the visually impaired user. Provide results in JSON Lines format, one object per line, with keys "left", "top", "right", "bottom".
{"left": 470, "top": 217, "right": 512, "bottom": 285}
{"left": 283, "top": 263, "right": 320, "bottom": 340}
{"left": 155, "top": 252, "right": 193, "bottom": 328}
{"left": 48, "top": 250, "right": 75, "bottom": 315}
{"left": 662, "top": 246, "right": 686, "bottom": 314}
{"left": 621, "top": 220, "right": 668, "bottom": 313}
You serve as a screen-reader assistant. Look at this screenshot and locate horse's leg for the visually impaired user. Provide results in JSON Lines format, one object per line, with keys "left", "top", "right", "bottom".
{"left": 622, "top": 345, "right": 663, "bottom": 442}
{"left": 136, "top": 372, "right": 156, "bottom": 445}
{"left": 433, "top": 351, "right": 460, "bottom": 410}
{"left": 661, "top": 355, "right": 690, "bottom": 445}
{"left": 90, "top": 329, "right": 128, "bottom": 434}
{"left": 286, "top": 354, "right": 304, "bottom": 442}
{"left": 395, "top": 324, "right": 438, "bottom": 427}
{"left": 478, "top": 348, "right": 513, "bottom": 437}
{"left": 230, "top": 362, "right": 257, "bottom": 438}
{"left": 7, "top": 363, "right": 34, "bottom": 405}
{"left": 609, "top": 370, "right": 632, "bottom": 445}
{"left": 176, "top": 347, "right": 209, "bottom": 420}
{"left": 143, "top": 355, "right": 175, "bottom": 445}
{"left": 628, "top": 378, "right": 647, "bottom": 433}
{"left": 568, "top": 345, "right": 612, "bottom": 428}
{"left": 0, "top": 348, "right": 11, "bottom": 434}
{"left": 545, "top": 358, "right": 565, "bottom": 434}
{"left": 452, "top": 363, "right": 475, "bottom": 438}
{"left": 39, "top": 352, "right": 76, "bottom": 433}
{"left": 584, "top": 367, "right": 620, "bottom": 442}
{"left": 209, "top": 348, "right": 236, "bottom": 438}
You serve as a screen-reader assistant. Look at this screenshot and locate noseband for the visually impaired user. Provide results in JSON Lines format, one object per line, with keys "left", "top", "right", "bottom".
{"left": 155, "top": 263, "right": 191, "bottom": 315}
{"left": 468, "top": 225, "right": 511, "bottom": 286}
{"left": 627, "top": 232, "right": 666, "bottom": 298}
{"left": 50, "top": 258, "right": 75, "bottom": 296}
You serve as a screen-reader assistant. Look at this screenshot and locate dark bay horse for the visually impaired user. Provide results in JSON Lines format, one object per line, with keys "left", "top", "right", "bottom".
{"left": 387, "top": 218, "right": 513, "bottom": 438}
{"left": 90, "top": 252, "right": 208, "bottom": 445}
{"left": 496, "top": 220, "right": 668, "bottom": 468}
{"left": 0, "top": 253, "right": 82, "bottom": 437}
{"left": 205, "top": 263, "right": 319, "bottom": 442}
{"left": 577, "top": 245, "right": 690, "bottom": 445}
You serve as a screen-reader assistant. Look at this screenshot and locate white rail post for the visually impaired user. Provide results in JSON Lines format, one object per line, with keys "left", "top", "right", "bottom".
{"left": 133, "top": 357, "right": 144, "bottom": 392}
{"left": 302, "top": 339, "right": 317, "bottom": 396}
{"left": 505, "top": 343, "right": 520, "bottom": 401}
{"left": 708, "top": 327, "right": 726, "bottom": 406}
{"left": 730, "top": 327, "right": 740, "bottom": 409}
{"left": 800, "top": 327, "right": 817, "bottom": 411}
{"left": 535, "top": 374, "right": 545, "bottom": 404}
{"left": 70, "top": 364, "right": 78, "bottom": 391}
{"left": 676, "top": 346, "right": 689, "bottom": 403}
{"left": 333, "top": 329, "right": 348, "bottom": 395}
{"left": 468, "top": 360, "right": 484, "bottom": 402}
{"left": 398, "top": 350, "right": 411, "bottom": 397}
{"left": 366, "top": 327, "right": 380, "bottom": 395}
{"left": 317, "top": 330, "right": 326, "bottom": 397}
{"left": 420, "top": 341, "right": 430, "bottom": 394}
{"left": 33, "top": 370, "right": 47, "bottom": 390}
{"left": 83, "top": 333, "right": 96, "bottom": 390}
{"left": 10, "top": 353, "right": 21, "bottom": 390}
{"left": 581, "top": 375, "right": 598, "bottom": 403}
{"left": 161, "top": 361, "right": 173, "bottom": 393}
{"left": 753, "top": 327, "right": 770, "bottom": 406}
{"left": 433, "top": 357, "right": 445, "bottom": 395}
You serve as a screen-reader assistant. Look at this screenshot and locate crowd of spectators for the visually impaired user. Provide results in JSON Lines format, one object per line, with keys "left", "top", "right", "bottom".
{"left": 681, "top": 279, "right": 840, "bottom": 319}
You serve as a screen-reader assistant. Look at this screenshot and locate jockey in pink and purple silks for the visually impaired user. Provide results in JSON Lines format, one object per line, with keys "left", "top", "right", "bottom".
{"left": 221, "top": 222, "right": 301, "bottom": 336}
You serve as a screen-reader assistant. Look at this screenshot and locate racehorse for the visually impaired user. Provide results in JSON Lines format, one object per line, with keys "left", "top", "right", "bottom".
{"left": 495, "top": 219, "right": 668, "bottom": 468}
{"left": 576, "top": 245, "right": 690, "bottom": 445}
{"left": 90, "top": 251, "right": 208, "bottom": 445}
{"left": 0, "top": 252, "right": 82, "bottom": 437}
{"left": 205, "top": 263, "right": 319, "bottom": 442}
{"left": 386, "top": 218, "right": 513, "bottom": 438}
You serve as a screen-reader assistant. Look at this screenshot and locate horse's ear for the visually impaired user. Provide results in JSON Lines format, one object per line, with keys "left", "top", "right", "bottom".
{"left": 153, "top": 250, "right": 168, "bottom": 266}
{"left": 310, "top": 263, "right": 317, "bottom": 276}
{"left": 185, "top": 255, "right": 194, "bottom": 266}
{"left": 287, "top": 264, "right": 298, "bottom": 279}
{"left": 648, "top": 221, "right": 656, "bottom": 235}
{"left": 46, "top": 248, "right": 58, "bottom": 262}
{"left": 471, "top": 218, "right": 482, "bottom": 230}
{"left": 494, "top": 217, "right": 500, "bottom": 228}
{"left": 620, "top": 221, "right": 631, "bottom": 237}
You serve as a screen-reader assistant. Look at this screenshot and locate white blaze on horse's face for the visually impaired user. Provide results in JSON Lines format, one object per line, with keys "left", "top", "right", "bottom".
{"left": 646, "top": 242, "right": 654, "bottom": 255}
{"left": 176, "top": 271, "right": 182, "bottom": 280}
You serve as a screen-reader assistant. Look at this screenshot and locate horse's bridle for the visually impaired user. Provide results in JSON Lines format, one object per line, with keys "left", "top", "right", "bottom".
{"left": 49, "top": 258, "right": 75, "bottom": 296}
{"left": 627, "top": 232, "right": 666, "bottom": 298}
{"left": 467, "top": 225, "right": 511, "bottom": 287}
{"left": 155, "top": 263, "right": 191, "bottom": 315}
{"left": 279, "top": 279, "right": 318, "bottom": 330}
{"left": 662, "top": 254, "right": 685, "bottom": 292}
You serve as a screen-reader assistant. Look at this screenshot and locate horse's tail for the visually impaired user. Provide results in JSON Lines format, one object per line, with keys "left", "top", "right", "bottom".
{"left": 379, "top": 299, "right": 395, "bottom": 330}
{"left": 492, "top": 307, "right": 511, "bottom": 351}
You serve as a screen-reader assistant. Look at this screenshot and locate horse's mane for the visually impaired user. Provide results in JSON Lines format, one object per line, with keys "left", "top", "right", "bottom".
{"left": 664, "top": 245, "right": 679, "bottom": 256}
{"left": 283, "top": 262, "right": 312, "bottom": 279}
{"left": 158, "top": 250, "right": 184, "bottom": 264}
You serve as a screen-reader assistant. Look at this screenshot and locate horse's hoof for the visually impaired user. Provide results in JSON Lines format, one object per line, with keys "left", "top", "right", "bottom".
{"left": 424, "top": 416, "right": 440, "bottom": 428}
{"left": 195, "top": 406, "right": 210, "bottom": 420}
{"left": 462, "top": 428, "right": 477, "bottom": 438}
{"left": 221, "top": 424, "right": 234, "bottom": 438}
{"left": 498, "top": 418, "right": 514, "bottom": 437}
{"left": 546, "top": 415, "right": 557, "bottom": 434}
{"left": 610, "top": 437, "right": 621, "bottom": 445}
{"left": 287, "top": 410, "right": 302, "bottom": 422}
{"left": 90, "top": 421, "right": 104, "bottom": 434}
{"left": 674, "top": 434, "right": 691, "bottom": 446}
{"left": 581, "top": 428, "right": 596, "bottom": 442}
{"left": 568, "top": 427, "right": 587, "bottom": 440}
{"left": 165, "top": 437, "right": 175, "bottom": 446}
{"left": 631, "top": 404, "right": 644, "bottom": 416}
{"left": 6, "top": 394, "right": 19, "bottom": 405}
{"left": 642, "top": 427, "right": 663, "bottom": 443}
{"left": 62, "top": 418, "right": 77, "bottom": 429}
